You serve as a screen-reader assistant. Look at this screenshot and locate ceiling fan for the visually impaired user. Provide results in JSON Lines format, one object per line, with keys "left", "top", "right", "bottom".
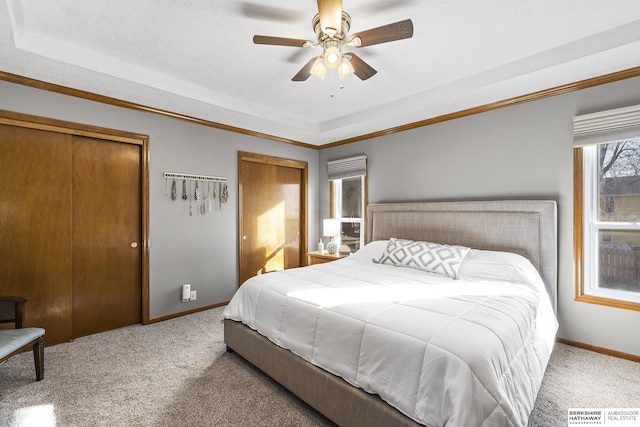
{"left": 252, "top": 0, "right": 414, "bottom": 82}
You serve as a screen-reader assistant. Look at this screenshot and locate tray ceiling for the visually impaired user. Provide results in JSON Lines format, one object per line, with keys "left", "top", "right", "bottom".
{"left": 1, "top": 1, "right": 640, "bottom": 146}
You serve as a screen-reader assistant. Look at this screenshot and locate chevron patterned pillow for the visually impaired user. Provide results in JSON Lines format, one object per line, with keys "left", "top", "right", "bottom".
{"left": 373, "top": 238, "right": 470, "bottom": 279}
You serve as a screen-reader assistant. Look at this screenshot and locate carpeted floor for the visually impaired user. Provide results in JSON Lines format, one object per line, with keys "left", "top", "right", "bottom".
{"left": 1, "top": 306, "right": 638, "bottom": 426}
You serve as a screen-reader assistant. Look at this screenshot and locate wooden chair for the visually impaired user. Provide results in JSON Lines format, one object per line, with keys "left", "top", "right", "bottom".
{"left": 0, "top": 296, "right": 45, "bottom": 380}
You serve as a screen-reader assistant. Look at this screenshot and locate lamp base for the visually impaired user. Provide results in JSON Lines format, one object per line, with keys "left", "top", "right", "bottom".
{"left": 326, "top": 241, "right": 338, "bottom": 254}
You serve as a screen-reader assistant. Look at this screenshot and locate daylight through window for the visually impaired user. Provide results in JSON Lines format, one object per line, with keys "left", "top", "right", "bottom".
{"left": 574, "top": 104, "right": 640, "bottom": 310}
{"left": 582, "top": 140, "right": 640, "bottom": 304}
{"left": 328, "top": 155, "right": 367, "bottom": 252}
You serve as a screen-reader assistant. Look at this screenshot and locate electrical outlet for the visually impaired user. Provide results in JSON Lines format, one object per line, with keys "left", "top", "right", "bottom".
{"left": 190, "top": 290, "right": 197, "bottom": 301}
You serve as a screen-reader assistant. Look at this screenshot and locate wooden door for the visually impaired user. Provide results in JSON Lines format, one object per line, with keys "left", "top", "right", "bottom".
{"left": 238, "top": 152, "right": 307, "bottom": 285}
{"left": 72, "top": 136, "right": 141, "bottom": 338}
{"left": 0, "top": 124, "right": 74, "bottom": 343}
{"left": 0, "top": 112, "right": 146, "bottom": 345}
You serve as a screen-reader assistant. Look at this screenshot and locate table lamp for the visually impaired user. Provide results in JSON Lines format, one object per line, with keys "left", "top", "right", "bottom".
{"left": 323, "top": 219, "right": 340, "bottom": 254}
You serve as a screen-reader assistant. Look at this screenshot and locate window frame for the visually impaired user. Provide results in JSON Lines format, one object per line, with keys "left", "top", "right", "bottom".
{"left": 329, "top": 174, "right": 368, "bottom": 251}
{"left": 574, "top": 146, "right": 640, "bottom": 311}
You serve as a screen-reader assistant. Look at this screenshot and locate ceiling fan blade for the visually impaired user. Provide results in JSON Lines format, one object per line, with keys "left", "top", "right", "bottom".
{"left": 253, "top": 35, "right": 313, "bottom": 48}
{"left": 317, "top": 0, "right": 342, "bottom": 35}
{"left": 292, "top": 57, "right": 319, "bottom": 81}
{"left": 345, "top": 53, "right": 377, "bottom": 80}
{"left": 351, "top": 19, "right": 414, "bottom": 47}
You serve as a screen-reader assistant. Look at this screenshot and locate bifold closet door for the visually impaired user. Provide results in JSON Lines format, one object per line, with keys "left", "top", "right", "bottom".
{"left": 0, "top": 124, "right": 142, "bottom": 344}
{"left": 238, "top": 155, "right": 304, "bottom": 285}
{"left": 0, "top": 124, "right": 74, "bottom": 344}
{"left": 71, "top": 136, "right": 141, "bottom": 338}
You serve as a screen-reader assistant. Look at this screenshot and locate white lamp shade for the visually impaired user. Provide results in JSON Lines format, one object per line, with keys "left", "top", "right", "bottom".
{"left": 323, "top": 219, "right": 340, "bottom": 237}
{"left": 338, "top": 57, "right": 354, "bottom": 79}
{"left": 310, "top": 57, "right": 327, "bottom": 80}
{"left": 323, "top": 45, "right": 341, "bottom": 69}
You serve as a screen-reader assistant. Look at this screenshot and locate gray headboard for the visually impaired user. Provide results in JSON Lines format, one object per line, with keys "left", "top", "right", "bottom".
{"left": 366, "top": 200, "right": 557, "bottom": 313}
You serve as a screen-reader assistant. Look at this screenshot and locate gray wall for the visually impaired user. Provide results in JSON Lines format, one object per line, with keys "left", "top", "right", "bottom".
{"left": 3, "top": 74, "right": 640, "bottom": 356}
{"left": 0, "top": 80, "right": 320, "bottom": 320}
{"left": 319, "top": 76, "right": 640, "bottom": 356}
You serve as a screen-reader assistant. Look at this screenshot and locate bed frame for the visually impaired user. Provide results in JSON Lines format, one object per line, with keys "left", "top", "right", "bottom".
{"left": 224, "top": 200, "right": 558, "bottom": 426}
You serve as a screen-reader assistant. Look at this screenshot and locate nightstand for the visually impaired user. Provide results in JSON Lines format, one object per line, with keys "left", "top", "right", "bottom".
{"left": 307, "top": 251, "right": 348, "bottom": 265}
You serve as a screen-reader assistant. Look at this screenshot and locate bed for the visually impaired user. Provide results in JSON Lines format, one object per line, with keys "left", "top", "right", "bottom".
{"left": 224, "top": 200, "right": 558, "bottom": 427}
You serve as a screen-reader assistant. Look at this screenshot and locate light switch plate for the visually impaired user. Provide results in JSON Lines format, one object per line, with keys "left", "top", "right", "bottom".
{"left": 181, "top": 284, "right": 191, "bottom": 302}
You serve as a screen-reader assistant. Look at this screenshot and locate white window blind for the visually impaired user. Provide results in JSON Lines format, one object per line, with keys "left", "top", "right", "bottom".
{"left": 573, "top": 104, "right": 640, "bottom": 147}
{"left": 327, "top": 155, "right": 367, "bottom": 180}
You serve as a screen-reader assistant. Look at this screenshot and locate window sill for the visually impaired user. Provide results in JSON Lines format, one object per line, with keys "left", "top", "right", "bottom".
{"left": 575, "top": 293, "right": 640, "bottom": 311}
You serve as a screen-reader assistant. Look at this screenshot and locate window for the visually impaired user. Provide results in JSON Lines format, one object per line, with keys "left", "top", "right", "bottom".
{"left": 574, "top": 105, "right": 640, "bottom": 310}
{"left": 328, "top": 155, "right": 367, "bottom": 252}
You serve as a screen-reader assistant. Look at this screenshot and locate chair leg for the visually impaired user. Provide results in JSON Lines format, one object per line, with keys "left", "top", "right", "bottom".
{"left": 33, "top": 336, "right": 44, "bottom": 381}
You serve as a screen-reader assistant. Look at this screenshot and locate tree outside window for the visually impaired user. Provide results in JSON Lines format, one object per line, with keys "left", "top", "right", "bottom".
{"left": 574, "top": 104, "right": 640, "bottom": 311}
{"left": 583, "top": 138, "right": 640, "bottom": 302}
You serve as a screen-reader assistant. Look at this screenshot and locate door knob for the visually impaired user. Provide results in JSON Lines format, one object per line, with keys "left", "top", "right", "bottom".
{"left": 242, "top": 235, "right": 247, "bottom": 240}
{"left": 130, "top": 241, "right": 138, "bottom": 248}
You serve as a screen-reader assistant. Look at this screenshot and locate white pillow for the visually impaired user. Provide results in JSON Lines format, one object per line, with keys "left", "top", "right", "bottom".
{"left": 347, "top": 240, "right": 389, "bottom": 263}
{"left": 373, "top": 238, "right": 470, "bottom": 279}
{"left": 457, "top": 248, "right": 542, "bottom": 286}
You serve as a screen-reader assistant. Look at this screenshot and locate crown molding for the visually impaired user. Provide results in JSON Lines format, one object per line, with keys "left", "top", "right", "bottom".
{"left": 322, "top": 66, "right": 640, "bottom": 148}
{"left": 2, "top": 66, "right": 640, "bottom": 150}
{"left": 0, "top": 71, "right": 315, "bottom": 149}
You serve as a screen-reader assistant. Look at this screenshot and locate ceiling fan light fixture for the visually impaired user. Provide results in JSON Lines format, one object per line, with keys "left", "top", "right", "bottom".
{"left": 254, "top": 2, "right": 412, "bottom": 83}
{"left": 338, "top": 57, "right": 354, "bottom": 79}
{"left": 310, "top": 57, "right": 327, "bottom": 80}
{"left": 323, "top": 45, "right": 341, "bottom": 69}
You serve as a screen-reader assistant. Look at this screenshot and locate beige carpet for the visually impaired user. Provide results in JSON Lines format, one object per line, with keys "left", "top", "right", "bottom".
{"left": 1, "top": 306, "right": 638, "bottom": 426}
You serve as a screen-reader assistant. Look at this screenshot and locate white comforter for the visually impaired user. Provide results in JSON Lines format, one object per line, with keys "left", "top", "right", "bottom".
{"left": 224, "top": 241, "right": 558, "bottom": 427}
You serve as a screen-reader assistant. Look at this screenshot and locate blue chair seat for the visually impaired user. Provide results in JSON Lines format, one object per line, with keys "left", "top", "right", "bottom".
{"left": 0, "top": 328, "right": 46, "bottom": 356}
{"left": 0, "top": 296, "right": 45, "bottom": 381}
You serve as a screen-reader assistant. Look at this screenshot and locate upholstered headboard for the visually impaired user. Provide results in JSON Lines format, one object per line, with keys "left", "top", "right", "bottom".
{"left": 366, "top": 200, "right": 558, "bottom": 312}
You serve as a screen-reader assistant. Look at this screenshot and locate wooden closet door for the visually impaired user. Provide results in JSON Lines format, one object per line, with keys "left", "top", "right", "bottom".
{"left": 0, "top": 124, "right": 74, "bottom": 343}
{"left": 72, "top": 136, "right": 141, "bottom": 338}
{"left": 238, "top": 153, "right": 306, "bottom": 285}
{"left": 278, "top": 165, "right": 303, "bottom": 272}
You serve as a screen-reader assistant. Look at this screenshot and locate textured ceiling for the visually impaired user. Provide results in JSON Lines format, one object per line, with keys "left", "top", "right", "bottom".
{"left": 2, "top": 0, "right": 640, "bottom": 146}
